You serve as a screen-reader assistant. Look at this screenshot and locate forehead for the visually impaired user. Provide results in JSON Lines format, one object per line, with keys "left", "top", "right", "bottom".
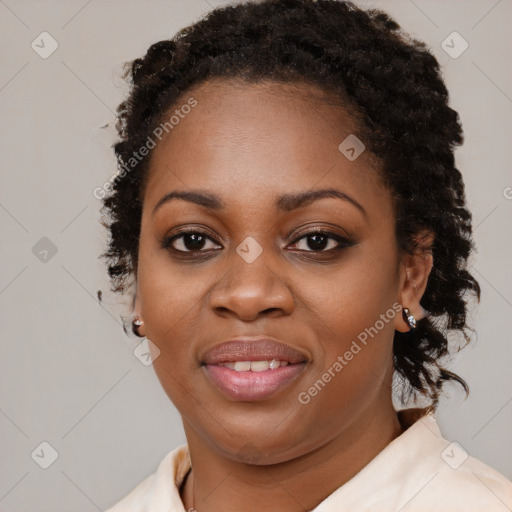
{"left": 143, "top": 78, "right": 386, "bottom": 214}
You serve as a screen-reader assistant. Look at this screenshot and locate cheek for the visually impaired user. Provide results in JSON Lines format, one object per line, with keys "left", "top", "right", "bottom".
{"left": 292, "top": 240, "right": 400, "bottom": 407}
{"left": 303, "top": 240, "right": 400, "bottom": 344}
{"left": 139, "top": 262, "right": 207, "bottom": 415}
{"left": 137, "top": 234, "right": 205, "bottom": 331}
{"left": 136, "top": 244, "right": 209, "bottom": 390}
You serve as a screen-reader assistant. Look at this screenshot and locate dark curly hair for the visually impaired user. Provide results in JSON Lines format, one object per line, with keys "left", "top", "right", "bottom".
{"left": 99, "top": 0, "right": 481, "bottom": 407}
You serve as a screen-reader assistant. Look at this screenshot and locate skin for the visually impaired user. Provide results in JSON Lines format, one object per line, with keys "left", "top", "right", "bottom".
{"left": 133, "top": 78, "right": 433, "bottom": 512}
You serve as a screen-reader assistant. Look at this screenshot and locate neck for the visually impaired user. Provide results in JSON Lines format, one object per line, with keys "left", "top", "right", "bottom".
{"left": 180, "top": 400, "right": 402, "bottom": 512}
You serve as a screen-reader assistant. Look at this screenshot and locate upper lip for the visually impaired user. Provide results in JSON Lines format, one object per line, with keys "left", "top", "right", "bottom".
{"left": 201, "top": 337, "right": 309, "bottom": 365}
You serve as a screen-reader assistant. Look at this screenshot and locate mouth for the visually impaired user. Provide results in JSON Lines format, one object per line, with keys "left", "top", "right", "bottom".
{"left": 201, "top": 337, "right": 309, "bottom": 401}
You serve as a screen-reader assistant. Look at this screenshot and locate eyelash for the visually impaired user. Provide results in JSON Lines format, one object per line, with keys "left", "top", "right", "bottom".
{"left": 160, "top": 228, "right": 354, "bottom": 256}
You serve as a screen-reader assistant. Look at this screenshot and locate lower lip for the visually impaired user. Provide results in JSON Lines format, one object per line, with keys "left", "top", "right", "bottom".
{"left": 203, "top": 363, "right": 307, "bottom": 401}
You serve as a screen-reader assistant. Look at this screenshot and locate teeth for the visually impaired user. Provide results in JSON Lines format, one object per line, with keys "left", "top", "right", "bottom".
{"left": 251, "top": 361, "right": 270, "bottom": 372}
{"left": 220, "top": 359, "right": 289, "bottom": 371}
{"left": 269, "top": 359, "right": 280, "bottom": 370}
{"left": 234, "top": 361, "right": 251, "bottom": 372}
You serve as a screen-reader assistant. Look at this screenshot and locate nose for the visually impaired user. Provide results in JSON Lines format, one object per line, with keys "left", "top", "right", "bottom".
{"left": 208, "top": 246, "right": 295, "bottom": 321}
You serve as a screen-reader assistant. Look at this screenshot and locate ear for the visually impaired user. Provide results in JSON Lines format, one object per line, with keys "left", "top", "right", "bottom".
{"left": 394, "top": 230, "right": 434, "bottom": 333}
{"left": 132, "top": 283, "right": 147, "bottom": 337}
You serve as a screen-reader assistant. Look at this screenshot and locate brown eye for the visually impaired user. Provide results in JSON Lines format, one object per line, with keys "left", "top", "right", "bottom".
{"left": 288, "top": 230, "right": 353, "bottom": 252}
{"left": 162, "top": 230, "right": 221, "bottom": 252}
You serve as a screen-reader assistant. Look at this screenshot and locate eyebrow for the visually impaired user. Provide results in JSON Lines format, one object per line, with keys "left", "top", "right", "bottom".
{"left": 152, "top": 188, "right": 366, "bottom": 217}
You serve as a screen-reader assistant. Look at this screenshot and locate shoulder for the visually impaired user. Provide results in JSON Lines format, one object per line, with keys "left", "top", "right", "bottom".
{"left": 104, "top": 445, "right": 190, "bottom": 512}
{"left": 316, "top": 408, "right": 512, "bottom": 512}
{"left": 395, "top": 409, "right": 512, "bottom": 511}
{"left": 424, "top": 450, "right": 512, "bottom": 511}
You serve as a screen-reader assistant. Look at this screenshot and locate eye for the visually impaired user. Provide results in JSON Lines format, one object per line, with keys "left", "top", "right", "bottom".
{"left": 288, "top": 229, "right": 353, "bottom": 252}
{"left": 161, "top": 228, "right": 354, "bottom": 255}
{"left": 161, "top": 230, "right": 222, "bottom": 253}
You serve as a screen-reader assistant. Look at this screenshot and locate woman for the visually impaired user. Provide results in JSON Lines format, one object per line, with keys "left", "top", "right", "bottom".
{"left": 100, "top": 0, "right": 512, "bottom": 510}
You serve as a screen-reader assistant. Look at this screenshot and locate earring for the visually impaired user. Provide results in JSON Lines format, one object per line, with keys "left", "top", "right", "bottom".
{"left": 132, "top": 318, "right": 145, "bottom": 338}
{"left": 402, "top": 307, "right": 417, "bottom": 330}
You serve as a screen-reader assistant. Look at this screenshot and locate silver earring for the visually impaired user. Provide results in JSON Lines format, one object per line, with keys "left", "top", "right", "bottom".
{"left": 132, "top": 318, "right": 145, "bottom": 338}
{"left": 402, "top": 308, "right": 417, "bottom": 329}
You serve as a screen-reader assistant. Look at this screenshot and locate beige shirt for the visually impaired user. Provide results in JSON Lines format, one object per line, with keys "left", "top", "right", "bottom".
{"left": 105, "top": 409, "right": 512, "bottom": 511}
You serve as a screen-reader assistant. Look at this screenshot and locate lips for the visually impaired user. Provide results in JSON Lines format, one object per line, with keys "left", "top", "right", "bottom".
{"left": 201, "top": 337, "right": 309, "bottom": 401}
{"left": 201, "top": 337, "right": 308, "bottom": 365}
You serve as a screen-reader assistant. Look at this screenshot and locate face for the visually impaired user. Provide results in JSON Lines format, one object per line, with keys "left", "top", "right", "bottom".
{"left": 135, "top": 78, "right": 404, "bottom": 464}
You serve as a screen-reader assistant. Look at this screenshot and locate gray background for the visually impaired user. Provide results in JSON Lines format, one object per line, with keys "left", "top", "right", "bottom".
{"left": 0, "top": 0, "right": 511, "bottom": 510}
